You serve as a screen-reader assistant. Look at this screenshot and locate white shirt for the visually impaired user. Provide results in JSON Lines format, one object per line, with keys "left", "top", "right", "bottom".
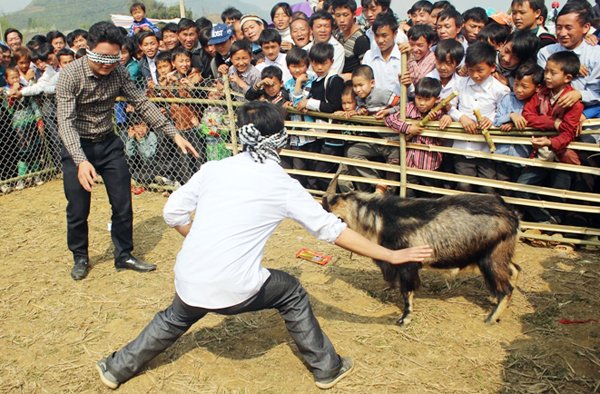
{"left": 426, "top": 68, "right": 465, "bottom": 108}
{"left": 304, "top": 36, "right": 346, "bottom": 75}
{"left": 256, "top": 52, "right": 293, "bottom": 84}
{"left": 21, "top": 66, "right": 59, "bottom": 96}
{"left": 538, "top": 40, "right": 600, "bottom": 106}
{"left": 362, "top": 42, "right": 403, "bottom": 96}
{"left": 449, "top": 75, "right": 510, "bottom": 154}
{"left": 147, "top": 56, "right": 158, "bottom": 84}
{"left": 365, "top": 27, "right": 408, "bottom": 52}
{"left": 163, "top": 152, "right": 347, "bottom": 309}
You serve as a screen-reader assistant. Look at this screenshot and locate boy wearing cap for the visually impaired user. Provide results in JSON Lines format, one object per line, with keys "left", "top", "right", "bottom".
{"left": 209, "top": 23, "right": 236, "bottom": 78}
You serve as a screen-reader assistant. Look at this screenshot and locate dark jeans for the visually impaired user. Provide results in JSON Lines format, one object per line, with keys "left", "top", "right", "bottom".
{"left": 453, "top": 156, "right": 497, "bottom": 194}
{"left": 514, "top": 167, "right": 571, "bottom": 223}
{"left": 106, "top": 269, "right": 342, "bottom": 383}
{"left": 61, "top": 134, "right": 133, "bottom": 261}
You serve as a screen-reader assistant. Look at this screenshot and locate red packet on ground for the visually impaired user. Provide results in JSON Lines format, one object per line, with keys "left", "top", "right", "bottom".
{"left": 296, "top": 249, "right": 332, "bottom": 265}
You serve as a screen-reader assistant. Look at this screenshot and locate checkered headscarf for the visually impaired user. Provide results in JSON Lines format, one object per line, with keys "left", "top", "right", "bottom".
{"left": 238, "top": 123, "right": 288, "bottom": 164}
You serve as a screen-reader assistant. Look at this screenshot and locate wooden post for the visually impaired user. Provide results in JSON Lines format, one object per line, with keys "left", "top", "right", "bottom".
{"left": 223, "top": 75, "right": 239, "bottom": 155}
{"left": 399, "top": 51, "right": 408, "bottom": 197}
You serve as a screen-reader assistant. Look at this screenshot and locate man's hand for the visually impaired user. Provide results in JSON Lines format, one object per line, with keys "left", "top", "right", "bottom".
{"left": 217, "top": 64, "right": 230, "bottom": 75}
{"left": 456, "top": 65, "right": 468, "bottom": 77}
{"left": 407, "top": 123, "right": 424, "bottom": 135}
{"left": 174, "top": 223, "right": 192, "bottom": 237}
{"left": 296, "top": 99, "right": 309, "bottom": 111}
{"left": 8, "top": 89, "right": 22, "bottom": 98}
{"left": 585, "top": 33, "right": 599, "bottom": 46}
{"left": 460, "top": 115, "right": 478, "bottom": 134}
{"left": 388, "top": 245, "right": 434, "bottom": 265}
{"left": 125, "top": 104, "right": 135, "bottom": 113}
{"left": 78, "top": 160, "right": 98, "bottom": 192}
{"left": 439, "top": 114, "right": 452, "bottom": 130}
{"left": 281, "top": 41, "right": 293, "bottom": 51}
{"left": 531, "top": 136, "right": 552, "bottom": 149}
{"left": 174, "top": 134, "right": 200, "bottom": 157}
{"left": 509, "top": 113, "right": 528, "bottom": 130}
{"left": 397, "top": 42, "right": 411, "bottom": 54}
{"left": 554, "top": 118, "right": 563, "bottom": 131}
{"left": 25, "top": 69, "right": 36, "bottom": 81}
{"left": 147, "top": 78, "right": 156, "bottom": 90}
{"left": 557, "top": 90, "right": 582, "bottom": 109}
{"left": 399, "top": 72, "right": 412, "bottom": 87}
{"left": 500, "top": 122, "right": 514, "bottom": 132}
{"left": 580, "top": 64, "right": 589, "bottom": 77}
{"left": 478, "top": 116, "right": 492, "bottom": 131}
{"left": 357, "top": 107, "right": 369, "bottom": 116}
{"left": 374, "top": 108, "right": 391, "bottom": 119}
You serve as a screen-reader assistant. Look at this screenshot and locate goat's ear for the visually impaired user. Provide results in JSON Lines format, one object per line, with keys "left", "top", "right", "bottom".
{"left": 325, "top": 164, "right": 343, "bottom": 196}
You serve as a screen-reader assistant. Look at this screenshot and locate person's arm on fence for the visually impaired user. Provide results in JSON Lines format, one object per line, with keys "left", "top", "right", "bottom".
{"left": 522, "top": 92, "right": 555, "bottom": 130}
{"left": 493, "top": 94, "right": 513, "bottom": 127}
{"left": 551, "top": 102, "right": 584, "bottom": 152}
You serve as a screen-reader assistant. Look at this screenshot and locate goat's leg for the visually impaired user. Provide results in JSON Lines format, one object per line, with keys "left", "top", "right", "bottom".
{"left": 485, "top": 293, "right": 511, "bottom": 325}
{"left": 397, "top": 290, "right": 414, "bottom": 327}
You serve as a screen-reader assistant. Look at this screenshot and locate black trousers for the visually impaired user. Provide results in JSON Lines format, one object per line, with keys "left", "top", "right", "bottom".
{"left": 106, "top": 269, "right": 342, "bottom": 384}
{"left": 61, "top": 135, "right": 133, "bottom": 261}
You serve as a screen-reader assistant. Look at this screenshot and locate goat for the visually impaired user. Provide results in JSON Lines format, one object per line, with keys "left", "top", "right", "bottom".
{"left": 321, "top": 172, "right": 521, "bottom": 326}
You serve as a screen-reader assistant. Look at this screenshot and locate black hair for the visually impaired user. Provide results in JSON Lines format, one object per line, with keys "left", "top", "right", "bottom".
{"left": 434, "top": 38, "right": 464, "bottom": 63}
{"left": 87, "top": 22, "right": 122, "bottom": 50}
{"left": 415, "top": 77, "right": 442, "bottom": 98}
{"left": 352, "top": 64, "right": 374, "bottom": 80}
{"left": 30, "top": 49, "right": 39, "bottom": 63}
{"left": 35, "top": 43, "right": 54, "bottom": 62}
{"left": 26, "top": 35, "right": 46, "bottom": 51}
{"left": 46, "top": 31, "right": 65, "bottom": 45}
{"left": 162, "top": 23, "right": 179, "bottom": 35}
{"left": 75, "top": 47, "right": 87, "bottom": 59}
{"left": 291, "top": 11, "right": 309, "bottom": 22}
{"left": 121, "top": 36, "right": 136, "bottom": 56}
{"left": 465, "top": 41, "right": 496, "bottom": 67}
{"left": 309, "top": 10, "right": 335, "bottom": 28}
{"left": 341, "top": 80, "right": 355, "bottom": 97}
{"left": 171, "top": 46, "right": 191, "bottom": 60}
{"left": 155, "top": 51, "right": 172, "bottom": 64}
{"left": 13, "top": 47, "right": 31, "bottom": 63}
{"left": 177, "top": 18, "right": 197, "bottom": 33}
{"left": 462, "top": 7, "right": 488, "bottom": 24}
{"left": 118, "top": 26, "right": 128, "bottom": 37}
{"left": 361, "top": 0, "right": 391, "bottom": 11}
{"left": 431, "top": 0, "right": 452, "bottom": 11}
{"left": 261, "top": 65, "right": 283, "bottom": 82}
{"left": 271, "top": 2, "right": 293, "bottom": 20}
{"left": 505, "top": 29, "right": 539, "bottom": 63}
{"left": 259, "top": 28, "right": 282, "bottom": 46}
{"left": 373, "top": 11, "right": 399, "bottom": 32}
{"left": 437, "top": 8, "right": 462, "bottom": 26}
{"left": 515, "top": 62, "right": 544, "bottom": 85}
{"left": 557, "top": 1, "right": 593, "bottom": 26}
{"left": 199, "top": 27, "right": 212, "bottom": 48}
{"left": 229, "top": 40, "right": 252, "bottom": 57}
{"left": 66, "top": 29, "right": 88, "bottom": 47}
{"left": 539, "top": 1, "right": 548, "bottom": 27}
{"left": 0, "top": 44, "right": 9, "bottom": 53}
{"left": 195, "top": 17, "right": 212, "bottom": 33}
{"left": 286, "top": 46, "right": 310, "bottom": 66}
{"left": 477, "top": 23, "right": 509, "bottom": 45}
{"left": 130, "top": 2, "right": 146, "bottom": 13}
{"left": 407, "top": 24, "right": 435, "bottom": 43}
{"left": 237, "top": 101, "right": 285, "bottom": 137}
{"left": 4, "top": 28, "right": 23, "bottom": 43}
{"left": 511, "top": 0, "right": 543, "bottom": 13}
{"left": 136, "top": 31, "right": 157, "bottom": 47}
{"left": 409, "top": 1, "right": 433, "bottom": 15}
{"left": 548, "top": 51, "right": 580, "bottom": 78}
{"left": 331, "top": 0, "right": 357, "bottom": 14}
{"left": 308, "top": 42, "right": 335, "bottom": 63}
{"left": 221, "top": 7, "right": 243, "bottom": 22}
{"left": 56, "top": 48, "right": 74, "bottom": 62}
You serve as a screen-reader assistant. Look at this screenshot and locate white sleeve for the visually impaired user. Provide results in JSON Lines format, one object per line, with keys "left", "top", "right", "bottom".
{"left": 332, "top": 41, "right": 345, "bottom": 75}
{"left": 285, "top": 181, "right": 347, "bottom": 243}
{"left": 163, "top": 171, "right": 202, "bottom": 227}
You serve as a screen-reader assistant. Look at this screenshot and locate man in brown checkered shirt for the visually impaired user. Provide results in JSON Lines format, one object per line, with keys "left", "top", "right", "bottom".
{"left": 56, "top": 22, "right": 198, "bottom": 280}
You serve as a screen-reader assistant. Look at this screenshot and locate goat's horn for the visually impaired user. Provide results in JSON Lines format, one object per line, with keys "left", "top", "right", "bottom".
{"left": 326, "top": 164, "right": 343, "bottom": 195}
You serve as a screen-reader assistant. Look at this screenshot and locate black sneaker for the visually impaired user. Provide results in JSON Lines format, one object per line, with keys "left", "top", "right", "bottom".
{"left": 71, "top": 257, "right": 89, "bottom": 280}
{"left": 315, "top": 356, "right": 354, "bottom": 389}
{"left": 114, "top": 255, "right": 156, "bottom": 272}
{"left": 95, "top": 358, "right": 120, "bottom": 389}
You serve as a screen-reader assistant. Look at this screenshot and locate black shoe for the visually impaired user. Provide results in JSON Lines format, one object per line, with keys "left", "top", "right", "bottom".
{"left": 315, "top": 356, "right": 354, "bottom": 389}
{"left": 114, "top": 256, "right": 156, "bottom": 272}
{"left": 71, "top": 256, "right": 89, "bottom": 280}
{"left": 95, "top": 358, "right": 120, "bottom": 389}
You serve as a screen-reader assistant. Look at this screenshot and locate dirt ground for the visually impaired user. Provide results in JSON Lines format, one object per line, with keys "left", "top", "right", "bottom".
{"left": 0, "top": 179, "right": 599, "bottom": 394}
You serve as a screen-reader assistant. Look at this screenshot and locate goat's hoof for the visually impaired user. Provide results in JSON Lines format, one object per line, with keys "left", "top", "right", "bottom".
{"left": 484, "top": 316, "right": 499, "bottom": 325}
{"left": 396, "top": 316, "right": 412, "bottom": 327}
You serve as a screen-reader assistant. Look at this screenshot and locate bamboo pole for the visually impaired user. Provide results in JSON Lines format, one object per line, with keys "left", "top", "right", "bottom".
{"left": 223, "top": 75, "right": 239, "bottom": 155}
{"left": 399, "top": 52, "right": 408, "bottom": 198}
{"left": 0, "top": 167, "right": 57, "bottom": 186}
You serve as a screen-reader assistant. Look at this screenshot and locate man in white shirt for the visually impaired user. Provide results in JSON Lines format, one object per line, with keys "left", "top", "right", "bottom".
{"left": 304, "top": 10, "right": 346, "bottom": 75}
{"left": 362, "top": 12, "right": 404, "bottom": 95}
{"left": 537, "top": 1, "right": 600, "bottom": 108}
{"left": 95, "top": 102, "right": 432, "bottom": 390}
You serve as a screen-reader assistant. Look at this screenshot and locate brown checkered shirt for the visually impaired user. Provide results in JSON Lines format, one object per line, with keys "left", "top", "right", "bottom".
{"left": 56, "top": 57, "right": 178, "bottom": 165}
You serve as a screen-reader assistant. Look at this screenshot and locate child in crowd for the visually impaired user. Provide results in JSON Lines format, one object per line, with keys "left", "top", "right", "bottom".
{"left": 296, "top": 42, "right": 345, "bottom": 190}
{"left": 426, "top": 39, "right": 465, "bottom": 108}
{"left": 19, "top": 44, "right": 58, "bottom": 96}
{"left": 221, "top": 6, "right": 243, "bottom": 25}
{"left": 127, "top": 2, "right": 161, "bottom": 37}
{"left": 271, "top": 2, "right": 294, "bottom": 50}
{"left": 13, "top": 48, "right": 35, "bottom": 87}
{"left": 493, "top": 63, "right": 543, "bottom": 183}
{"left": 208, "top": 23, "right": 235, "bottom": 78}
{"left": 402, "top": 24, "right": 436, "bottom": 90}
{"left": 385, "top": 77, "right": 452, "bottom": 196}
{"left": 227, "top": 41, "right": 261, "bottom": 95}
{"left": 200, "top": 89, "right": 230, "bottom": 162}
{"left": 245, "top": 66, "right": 291, "bottom": 106}
{"left": 477, "top": 23, "right": 508, "bottom": 51}
{"left": 362, "top": 12, "right": 404, "bottom": 95}
{"left": 517, "top": 51, "right": 584, "bottom": 223}
{"left": 125, "top": 115, "right": 159, "bottom": 185}
{"left": 334, "top": 81, "right": 358, "bottom": 118}
{"left": 409, "top": 0, "right": 435, "bottom": 27}
{"left": 352, "top": 65, "right": 400, "bottom": 119}
{"left": 120, "top": 36, "right": 141, "bottom": 86}
{"left": 137, "top": 31, "right": 161, "bottom": 86}
{"left": 361, "top": 0, "right": 408, "bottom": 51}
{"left": 66, "top": 29, "right": 88, "bottom": 51}
{"left": 461, "top": 7, "right": 488, "bottom": 44}
{"left": 495, "top": 29, "right": 539, "bottom": 89}
{"left": 3, "top": 67, "right": 44, "bottom": 190}
{"left": 448, "top": 41, "right": 510, "bottom": 194}
{"left": 256, "top": 29, "right": 292, "bottom": 84}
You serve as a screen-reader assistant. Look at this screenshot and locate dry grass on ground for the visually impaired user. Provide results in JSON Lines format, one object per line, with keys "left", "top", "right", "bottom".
{"left": 0, "top": 180, "right": 599, "bottom": 393}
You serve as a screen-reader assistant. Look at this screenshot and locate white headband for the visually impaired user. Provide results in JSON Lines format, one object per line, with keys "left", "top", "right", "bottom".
{"left": 86, "top": 49, "right": 121, "bottom": 64}
{"left": 240, "top": 14, "right": 263, "bottom": 28}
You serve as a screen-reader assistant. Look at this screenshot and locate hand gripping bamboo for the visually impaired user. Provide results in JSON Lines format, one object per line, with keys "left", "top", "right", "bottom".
{"left": 473, "top": 109, "right": 496, "bottom": 153}
{"left": 418, "top": 91, "right": 458, "bottom": 126}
